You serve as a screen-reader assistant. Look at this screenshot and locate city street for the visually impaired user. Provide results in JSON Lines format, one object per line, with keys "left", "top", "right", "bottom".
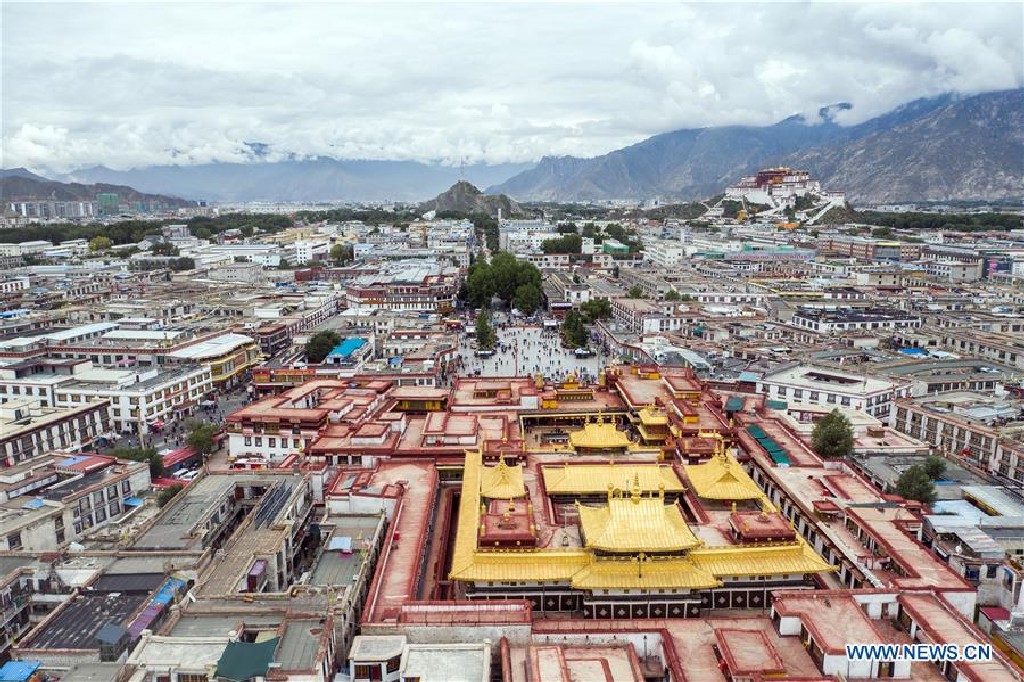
{"left": 459, "top": 323, "right": 607, "bottom": 383}
{"left": 100, "top": 387, "right": 253, "bottom": 454}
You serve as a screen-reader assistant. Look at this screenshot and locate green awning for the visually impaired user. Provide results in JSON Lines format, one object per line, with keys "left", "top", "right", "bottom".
{"left": 216, "top": 638, "right": 279, "bottom": 681}
{"left": 765, "top": 400, "right": 788, "bottom": 410}
{"left": 724, "top": 397, "right": 744, "bottom": 412}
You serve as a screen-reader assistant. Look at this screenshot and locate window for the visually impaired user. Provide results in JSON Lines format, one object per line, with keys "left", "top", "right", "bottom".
{"left": 386, "top": 657, "right": 401, "bottom": 673}
{"left": 95, "top": 508, "right": 106, "bottom": 523}
{"left": 121, "top": 480, "right": 131, "bottom": 494}
{"left": 254, "top": 437, "right": 262, "bottom": 446}
{"left": 244, "top": 437, "right": 252, "bottom": 446}
{"left": 107, "top": 484, "right": 119, "bottom": 499}
{"left": 178, "top": 674, "right": 207, "bottom": 682}
{"left": 269, "top": 438, "right": 277, "bottom": 448}
{"left": 6, "top": 533, "right": 22, "bottom": 550}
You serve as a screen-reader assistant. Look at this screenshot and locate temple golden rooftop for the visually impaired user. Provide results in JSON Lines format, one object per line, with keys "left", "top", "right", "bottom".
{"left": 577, "top": 488, "right": 700, "bottom": 554}
{"left": 542, "top": 463, "right": 684, "bottom": 496}
{"left": 479, "top": 458, "right": 526, "bottom": 499}
{"left": 569, "top": 421, "right": 632, "bottom": 450}
{"left": 684, "top": 452, "right": 764, "bottom": 500}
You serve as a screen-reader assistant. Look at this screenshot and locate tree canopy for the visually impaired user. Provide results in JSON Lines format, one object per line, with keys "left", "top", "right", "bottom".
{"left": 541, "top": 234, "right": 583, "bottom": 254}
{"left": 811, "top": 409, "right": 855, "bottom": 459}
{"left": 896, "top": 464, "right": 937, "bottom": 505}
{"left": 185, "top": 421, "right": 219, "bottom": 456}
{"left": 110, "top": 446, "right": 163, "bottom": 478}
{"left": 561, "top": 310, "right": 588, "bottom": 348}
{"left": 465, "top": 253, "right": 543, "bottom": 313}
{"left": 305, "top": 331, "right": 341, "bottom": 363}
{"left": 158, "top": 484, "right": 185, "bottom": 507}
{"left": 475, "top": 310, "right": 497, "bottom": 349}
{"left": 88, "top": 235, "right": 112, "bottom": 252}
{"left": 923, "top": 455, "right": 947, "bottom": 480}
{"left": 330, "top": 243, "right": 352, "bottom": 265}
{"left": 626, "top": 285, "right": 644, "bottom": 299}
{"left": 579, "top": 298, "right": 612, "bottom": 323}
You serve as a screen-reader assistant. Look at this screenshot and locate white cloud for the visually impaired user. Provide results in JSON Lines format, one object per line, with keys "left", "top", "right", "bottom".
{"left": 1, "top": 2, "right": 1020, "bottom": 171}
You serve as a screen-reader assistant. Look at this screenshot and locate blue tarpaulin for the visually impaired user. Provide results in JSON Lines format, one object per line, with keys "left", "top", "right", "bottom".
{"left": 58, "top": 456, "right": 87, "bottom": 467}
{"left": 21, "top": 498, "right": 45, "bottom": 510}
{"left": 328, "top": 338, "right": 367, "bottom": 358}
{"left": 124, "top": 497, "right": 144, "bottom": 507}
{"left": 0, "top": 661, "right": 40, "bottom": 682}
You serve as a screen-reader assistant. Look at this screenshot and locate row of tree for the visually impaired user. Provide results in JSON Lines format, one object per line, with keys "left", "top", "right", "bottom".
{"left": 0, "top": 214, "right": 293, "bottom": 247}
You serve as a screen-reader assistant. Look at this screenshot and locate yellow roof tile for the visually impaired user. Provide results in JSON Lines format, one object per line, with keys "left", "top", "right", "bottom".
{"left": 542, "top": 464, "right": 684, "bottom": 495}
{"left": 690, "top": 543, "right": 836, "bottom": 577}
{"left": 684, "top": 453, "right": 763, "bottom": 500}
{"left": 577, "top": 495, "right": 700, "bottom": 553}
{"left": 569, "top": 422, "right": 632, "bottom": 450}
{"left": 572, "top": 556, "right": 720, "bottom": 590}
{"left": 479, "top": 459, "right": 526, "bottom": 499}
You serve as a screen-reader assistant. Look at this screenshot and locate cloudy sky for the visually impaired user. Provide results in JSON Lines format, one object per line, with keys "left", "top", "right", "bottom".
{"left": 3, "top": 1, "right": 1021, "bottom": 172}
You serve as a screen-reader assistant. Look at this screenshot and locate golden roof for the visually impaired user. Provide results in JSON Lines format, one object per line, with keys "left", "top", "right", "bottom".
{"left": 572, "top": 556, "right": 719, "bottom": 590}
{"left": 479, "top": 459, "right": 526, "bottom": 500}
{"left": 450, "top": 449, "right": 835, "bottom": 589}
{"left": 684, "top": 453, "right": 763, "bottom": 500}
{"left": 691, "top": 543, "right": 835, "bottom": 577}
{"left": 542, "top": 464, "right": 684, "bottom": 495}
{"left": 638, "top": 406, "right": 668, "bottom": 426}
{"left": 577, "top": 493, "right": 700, "bottom": 553}
{"left": 569, "top": 422, "right": 631, "bottom": 450}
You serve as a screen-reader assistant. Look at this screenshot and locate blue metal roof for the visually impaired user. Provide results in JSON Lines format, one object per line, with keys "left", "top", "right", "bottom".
{"left": 0, "top": 661, "right": 40, "bottom": 682}
{"left": 328, "top": 337, "right": 367, "bottom": 358}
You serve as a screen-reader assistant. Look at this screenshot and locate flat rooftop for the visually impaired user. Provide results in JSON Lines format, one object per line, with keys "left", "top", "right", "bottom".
{"left": 21, "top": 592, "right": 147, "bottom": 650}
{"left": 132, "top": 474, "right": 239, "bottom": 550}
{"left": 277, "top": 619, "right": 326, "bottom": 671}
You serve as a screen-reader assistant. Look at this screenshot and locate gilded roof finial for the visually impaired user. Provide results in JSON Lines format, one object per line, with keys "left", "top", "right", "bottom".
{"left": 630, "top": 473, "right": 641, "bottom": 504}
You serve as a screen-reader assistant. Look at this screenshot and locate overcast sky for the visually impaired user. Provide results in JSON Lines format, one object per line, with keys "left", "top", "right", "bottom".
{"left": 3, "top": 1, "right": 1021, "bottom": 172}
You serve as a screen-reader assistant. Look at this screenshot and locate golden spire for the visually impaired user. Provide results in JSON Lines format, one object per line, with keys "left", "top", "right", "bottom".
{"left": 630, "top": 473, "right": 641, "bottom": 504}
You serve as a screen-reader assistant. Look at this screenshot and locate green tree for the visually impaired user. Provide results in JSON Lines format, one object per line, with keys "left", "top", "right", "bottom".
{"left": 512, "top": 283, "right": 542, "bottom": 315}
{"left": 239, "top": 225, "right": 255, "bottom": 238}
{"left": 665, "top": 290, "right": 682, "bottom": 301}
{"left": 150, "top": 241, "right": 179, "bottom": 256}
{"left": 626, "top": 285, "right": 644, "bottom": 299}
{"left": 185, "top": 421, "right": 219, "bottom": 457}
{"left": 88, "top": 235, "right": 112, "bottom": 252}
{"left": 110, "top": 446, "right": 163, "bottom": 478}
{"left": 475, "top": 310, "right": 497, "bottom": 349}
{"left": 923, "top": 455, "right": 947, "bottom": 480}
{"left": 896, "top": 464, "right": 937, "bottom": 505}
{"left": 871, "top": 226, "right": 894, "bottom": 239}
{"left": 305, "top": 331, "right": 341, "bottom": 363}
{"left": 158, "top": 484, "right": 185, "bottom": 507}
{"left": 335, "top": 241, "right": 356, "bottom": 266}
{"left": 541, "top": 234, "right": 583, "bottom": 254}
{"left": 811, "top": 409, "right": 855, "bottom": 459}
{"left": 490, "top": 252, "right": 521, "bottom": 302}
{"left": 466, "top": 259, "right": 495, "bottom": 308}
{"left": 561, "top": 310, "right": 588, "bottom": 348}
{"left": 579, "top": 298, "right": 612, "bottom": 323}
{"left": 557, "top": 222, "right": 578, "bottom": 234}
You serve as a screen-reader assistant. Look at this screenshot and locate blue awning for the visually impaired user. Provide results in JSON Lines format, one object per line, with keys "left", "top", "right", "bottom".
{"left": 124, "top": 497, "right": 144, "bottom": 507}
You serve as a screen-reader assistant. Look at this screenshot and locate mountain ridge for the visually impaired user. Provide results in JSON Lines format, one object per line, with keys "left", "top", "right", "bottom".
{"left": 61, "top": 159, "right": 535, "bottom": 204}
{"left": 0, "top": 174, "right": 193, "bottom": 208}
{"left": 487, "top": 90, "right": 1021, "bottom": 203}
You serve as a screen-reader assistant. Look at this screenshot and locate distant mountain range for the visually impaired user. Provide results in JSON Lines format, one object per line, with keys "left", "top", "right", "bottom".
{"left": 488, "top": 89, "right": 1024, "bottom": 204}
{"left": 0, "top": 169, "right": 194, "bottom": 208}
{"left": 60, "top": 159, "right": 535, "bottom": 204}
{"left": 13, "top": 89, "right": 1022, "bottom": 206}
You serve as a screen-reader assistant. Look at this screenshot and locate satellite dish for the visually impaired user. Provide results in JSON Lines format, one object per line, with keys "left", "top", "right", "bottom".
{"left": 954, "top": 545, "right": 962, "bottom": 555}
